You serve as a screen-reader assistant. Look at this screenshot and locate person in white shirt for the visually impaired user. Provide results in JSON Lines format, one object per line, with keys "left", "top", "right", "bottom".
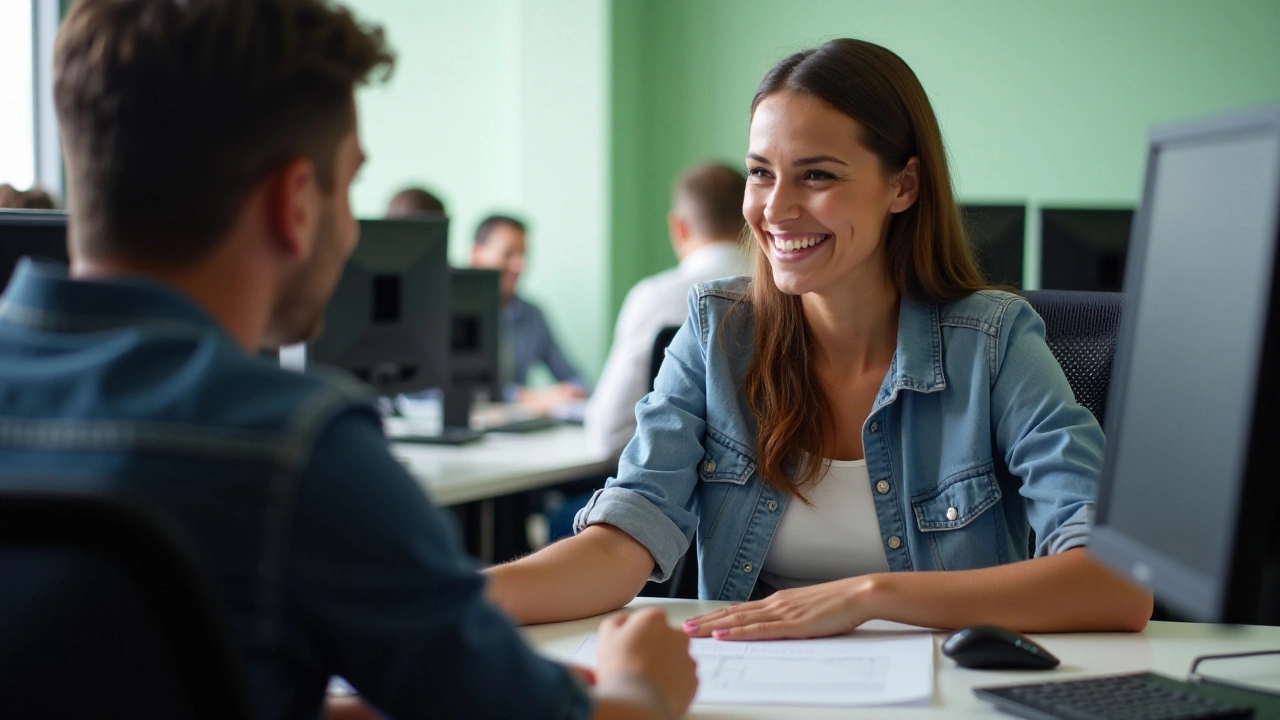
{"left": 585, "top": 163, "right": 751, "bottom": 458}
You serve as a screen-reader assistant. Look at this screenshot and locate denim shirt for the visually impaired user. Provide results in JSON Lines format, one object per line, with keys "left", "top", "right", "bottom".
{"left": 0, "top": 261, "right": 590, "bottom": 720}
{"left": 575, "top": 276, "right": 1103, "bottom": 601}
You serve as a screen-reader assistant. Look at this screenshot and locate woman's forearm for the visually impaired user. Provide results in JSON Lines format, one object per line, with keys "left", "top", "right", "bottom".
{"left": 484, "top": 524, "right": 655, "bottom": 625}
{"left": 861, "top": 548, "right": 1153, "bottom": 632}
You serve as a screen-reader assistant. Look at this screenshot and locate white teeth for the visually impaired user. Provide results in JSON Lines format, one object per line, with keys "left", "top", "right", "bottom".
{"left": 772, "top": 234, "right": 826, "bottom": 252}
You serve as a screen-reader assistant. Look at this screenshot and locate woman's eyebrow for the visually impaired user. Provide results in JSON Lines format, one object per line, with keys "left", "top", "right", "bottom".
{"left": 793, "top": 155, "right": 848, "bottom": 167}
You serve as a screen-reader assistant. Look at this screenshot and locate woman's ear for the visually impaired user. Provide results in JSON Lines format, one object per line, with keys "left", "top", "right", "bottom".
{"left": 889, "top": 157, "right": 921, "bottom": 214}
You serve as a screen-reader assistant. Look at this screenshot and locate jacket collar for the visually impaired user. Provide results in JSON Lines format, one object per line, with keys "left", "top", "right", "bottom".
{"left": 0, "top": 259, "right": 223, "bottom": 336}
{"left": 881, "top": 296, "right": 946, "bottom": 399}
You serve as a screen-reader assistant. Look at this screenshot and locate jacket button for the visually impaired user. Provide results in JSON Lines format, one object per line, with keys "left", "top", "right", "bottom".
{"left": 875, "top": 480, "right": 890, "bottom": 494}
{"left": 766, "top": 500, "right": 778, "bottom": 512}
{"left": 946, "top": 507, "right": 959, "bottom": 521}
{"left": 887, "top": 536, "right": 902, "bottom": 550}
{"left": 703, "top": 460, "right": 716, "bottom": 474}
{"left": 742, "top": 562, "right": 753, "bottom": 573}
{"left": 869, "top": 421, "right": 880, "bottom": 433}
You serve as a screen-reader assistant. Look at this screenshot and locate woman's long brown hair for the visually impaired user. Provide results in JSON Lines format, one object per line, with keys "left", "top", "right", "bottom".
{"left": 741, "top": 39, "right": 988, "bottom": 499}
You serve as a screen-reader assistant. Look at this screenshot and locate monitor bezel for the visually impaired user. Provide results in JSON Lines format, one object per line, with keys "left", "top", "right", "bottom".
{"left": 1089, "top": 104, "right": 1280, "bottom": 624}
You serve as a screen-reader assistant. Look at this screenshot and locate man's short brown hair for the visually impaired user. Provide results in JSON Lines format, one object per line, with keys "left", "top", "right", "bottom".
{"left": 673, "top": 163, "right": 747, "bottom": 239}
{"left": 55, "top": 0, "right": 394, "bottom": 266}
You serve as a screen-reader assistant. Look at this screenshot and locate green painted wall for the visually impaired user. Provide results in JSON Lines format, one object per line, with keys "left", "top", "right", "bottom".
{"left": 609, "top": 0, "right": 1280, "bottom": 303}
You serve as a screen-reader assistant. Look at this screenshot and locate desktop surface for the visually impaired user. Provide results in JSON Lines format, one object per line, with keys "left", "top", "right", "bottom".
{"left": 391, "top": 423, "right": 613, "bottom": 506}
{"left": 526, "top": 599, "right": 1280, "bottom": 719}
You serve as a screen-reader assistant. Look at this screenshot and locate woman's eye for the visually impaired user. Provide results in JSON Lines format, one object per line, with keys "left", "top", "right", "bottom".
{"left": 804, "top": 170, "right": 836, "bottom": 181}
{"left": 748, "top": 167, "right": 772, "bottom": 179}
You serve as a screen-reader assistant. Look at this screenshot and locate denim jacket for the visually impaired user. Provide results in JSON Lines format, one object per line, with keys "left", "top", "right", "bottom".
{"left": 0, "top": 261, "right": 590, "bottom": 720}
{"left": 575, "top": 276, "right": 1103, "bottom": 601}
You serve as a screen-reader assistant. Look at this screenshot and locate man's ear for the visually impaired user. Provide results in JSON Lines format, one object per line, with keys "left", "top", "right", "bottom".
{"left": 266, "top": 158, "right": 320, "bottom": 260}
{"left": 889, "top": 156, "right": 921, "bottom": 214}
{"left": 669, "top": 211, "right": 692, "bottom": 246}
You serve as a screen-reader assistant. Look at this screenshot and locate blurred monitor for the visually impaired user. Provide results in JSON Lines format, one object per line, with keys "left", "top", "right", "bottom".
{"left": 960, "top": 203, "right": 1025, "bottom": 288}
{"left": 282, "top": 218, "right": 450, "bottom": 397}
{"left": 1040, "top": 207, "right": 1133, "bottom": 292}
{"left": 0, "top": 210, "right": 69, "bottom": 290}
{"left": 450, "top": 268, "right": 504, "bottom": 403}
{"left": 1089, "top": 104, "right": 1280, "bottom": 625}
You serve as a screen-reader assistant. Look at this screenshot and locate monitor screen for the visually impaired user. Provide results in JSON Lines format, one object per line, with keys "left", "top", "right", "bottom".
{"left": 1040, "top": 208, "right": 1133, "bottom": 292}
{"left": 960, "top": 203, "right": 1025, "bottom": 288}
{"left": 1090, "top": 105, "right": 1280, "bottom": 624}
{"left": 293, "top": 218, "right": 451, "bottom": 396}
{"left": 0, "top": 210, "right": 69, "bottom": 291}
{"left": 449, "top": 268, "right": 503, "bottom": 402}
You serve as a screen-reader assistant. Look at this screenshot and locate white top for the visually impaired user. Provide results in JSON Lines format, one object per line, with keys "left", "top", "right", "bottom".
{"left": 759, "top": 459, "right": 891, "bottom": 591}
{"left": 584, "top": 242, "right": 750, "bottom": 457}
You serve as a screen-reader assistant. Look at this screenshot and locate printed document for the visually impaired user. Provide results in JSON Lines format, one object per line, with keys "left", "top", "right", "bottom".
{"left": 569, "top": 632, "right": 934, "bottom": 706}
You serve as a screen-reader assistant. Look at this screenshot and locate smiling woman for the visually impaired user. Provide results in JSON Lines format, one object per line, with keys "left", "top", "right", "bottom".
{"left": 485, "top": 37, "right": 1153, "bottom": 643}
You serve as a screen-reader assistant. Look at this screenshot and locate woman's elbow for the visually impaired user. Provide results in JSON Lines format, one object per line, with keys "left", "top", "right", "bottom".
{"left": 1119, "top": 591, "right": 1155, "bottom": 632}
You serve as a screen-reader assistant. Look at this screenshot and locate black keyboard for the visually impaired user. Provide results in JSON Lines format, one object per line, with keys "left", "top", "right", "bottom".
{"left": 485, "top": 416, "right": 559, "bottom": 434}
{"left": 975, "top": 672, "right": 1255, "bottom": 720}
{"left": 393, "top": 427, "right": 485, "bottom": 445}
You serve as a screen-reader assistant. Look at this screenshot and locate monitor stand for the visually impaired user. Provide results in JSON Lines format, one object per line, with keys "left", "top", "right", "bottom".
{"left": 382, "top": 387, "right": 484, "bottom": 445}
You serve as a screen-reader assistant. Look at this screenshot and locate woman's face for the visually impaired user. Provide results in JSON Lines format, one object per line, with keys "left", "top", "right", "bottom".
{"left": 744, "top": 91, "right": 915, "bottom": 297}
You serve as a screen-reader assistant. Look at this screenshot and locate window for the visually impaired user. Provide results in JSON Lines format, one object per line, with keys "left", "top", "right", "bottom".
{"left": 0, "top": 0, "right": 36, "bottom": 190}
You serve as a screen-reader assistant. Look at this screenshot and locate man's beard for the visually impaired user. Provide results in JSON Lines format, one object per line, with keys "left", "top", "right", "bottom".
{"left": 261, "top": 207, "right": 347, "bottom": 350}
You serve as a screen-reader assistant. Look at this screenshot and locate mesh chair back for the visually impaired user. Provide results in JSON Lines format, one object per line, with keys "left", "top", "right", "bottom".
{"left": 1020, "top": 290, "right": 1124, "bottom": 429}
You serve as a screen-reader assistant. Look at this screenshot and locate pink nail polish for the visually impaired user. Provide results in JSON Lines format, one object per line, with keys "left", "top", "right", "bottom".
{"left": 683, "top": 622, "right": 699, "bottom": 632}
{"left": 712, "top": 629, "right": 729, "bottom": 639}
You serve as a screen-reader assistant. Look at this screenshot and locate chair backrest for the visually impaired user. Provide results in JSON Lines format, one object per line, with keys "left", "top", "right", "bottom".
{"left": 1020, "top": 290, "right": 1124, "bottom": 429}
{"left": 0, "top": 491, "right": 251, "bottom": 720}
{"left": 648, "top": 325, "right": 682, "bottom": 393}
{"left": 642, "top": 324, "right": 700, "bottom": 599}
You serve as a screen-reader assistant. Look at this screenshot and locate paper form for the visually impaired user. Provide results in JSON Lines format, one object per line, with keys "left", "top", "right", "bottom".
{"left": 569, "top": 632, "right": 934, "bottom": 706}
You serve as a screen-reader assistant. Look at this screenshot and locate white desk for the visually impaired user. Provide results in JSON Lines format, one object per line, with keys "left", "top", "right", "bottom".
{"left": 392, "top": 424, "right": 614, "bottom": 507}
{"left": 525, "top": 598, "right": 1280, "bottom": 719}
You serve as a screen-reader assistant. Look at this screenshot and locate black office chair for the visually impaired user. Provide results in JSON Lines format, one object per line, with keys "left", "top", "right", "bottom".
{"left": 1018, "top": 291, "right": 1183, "bottom": 620}
{"left": 640, "top": 325, "right": 701, "bottom": 599}
{"left": 0, "top": 490, "right": 251, "bottom": 719}
{"left": 648, "top": 325, "right": 682, "bottom": 393}
{"left": 1019, "top": 290, "right": 1124, "bottom": 429}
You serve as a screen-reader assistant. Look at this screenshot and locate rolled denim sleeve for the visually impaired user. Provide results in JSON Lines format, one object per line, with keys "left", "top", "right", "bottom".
{"left": 990, "top": 300, "right": 1105, "bottom": 558}
{"left": 574, "top": 289, "right": 707, "bottom": 582}
{"left": 288, "top": 410, "right": 591, "bottom": 720}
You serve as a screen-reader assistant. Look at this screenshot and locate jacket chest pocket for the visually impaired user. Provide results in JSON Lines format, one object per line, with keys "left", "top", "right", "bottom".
{"left": 696, "top": 431, "right": 755, "bottom": 540}
{"left": 911, "top": 461, "right": 1006, "bottom": 570}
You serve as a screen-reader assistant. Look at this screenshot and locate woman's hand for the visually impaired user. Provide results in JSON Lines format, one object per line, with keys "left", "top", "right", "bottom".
{"left": 682, "top": 575, "right": 883, "bottom": 640}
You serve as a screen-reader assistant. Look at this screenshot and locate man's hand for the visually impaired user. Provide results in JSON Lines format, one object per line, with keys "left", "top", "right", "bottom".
{"left": 516, "top": 383, "right": 588, "bottom": 415}
{"left": 595, "top": 608, "right": 698, "bottom": 718}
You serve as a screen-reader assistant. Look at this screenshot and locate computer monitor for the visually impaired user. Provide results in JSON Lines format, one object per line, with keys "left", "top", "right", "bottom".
{"left": 959, "top": 203, "right": 1025, "bottom": 288}
{"left": 1040, "top": 207, "right": 1134, "bottom": 292}
{"left": 449, "top": 268, "right": 504, "bottom": 403}
{"left": 0, "top": 210, "right": 69, "bottom": 290}
{"left": 282, "top": 218, "right": 451, "bottom": 397}
{"left": 1089, "top": 104, "right": 1280, "bottom": 626}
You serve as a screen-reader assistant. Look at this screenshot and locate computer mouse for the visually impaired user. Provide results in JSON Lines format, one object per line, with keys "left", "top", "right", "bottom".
{"left": 941, "top": 625, "right": 1061, "bottom": 670}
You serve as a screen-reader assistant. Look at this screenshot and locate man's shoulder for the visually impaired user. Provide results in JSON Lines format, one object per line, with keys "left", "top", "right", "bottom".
{"left": 510, "top": 294, "right": 548, "bottom": 323}
{"left": 195, "top": 347, "right": 377, "bottom": 437}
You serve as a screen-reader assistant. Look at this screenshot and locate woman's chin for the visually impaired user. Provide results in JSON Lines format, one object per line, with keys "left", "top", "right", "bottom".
{"left": 769, "top": 269, "right": 812, "bottom": 296}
